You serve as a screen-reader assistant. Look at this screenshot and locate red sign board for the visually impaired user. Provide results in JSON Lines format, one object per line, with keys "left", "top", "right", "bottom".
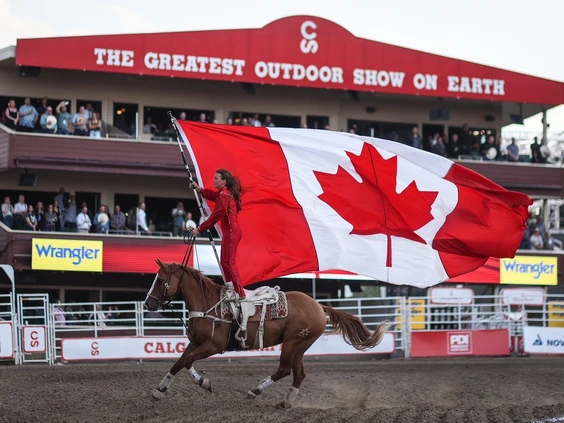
{"left": 15, "top": 16, "right": 564, "bottom": 105}
{"left": 103, "top": 243, "right": 193, "bottom": 274}
{"left": 411, "top": 329, "right": 509, "bottom": 357}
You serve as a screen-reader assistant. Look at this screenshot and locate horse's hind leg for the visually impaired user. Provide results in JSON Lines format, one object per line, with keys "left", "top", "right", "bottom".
{"left": 244, "top": 339, "right": 298, "bottom": 400}
{"left": 152, "top": 342, "right": 197, "bottom": 399}
{"left": 274, "top": 341, "right": 314, "bottom": 409}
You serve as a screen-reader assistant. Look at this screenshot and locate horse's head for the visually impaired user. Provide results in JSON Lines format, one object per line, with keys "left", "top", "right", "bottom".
{"left": 144, "top": 259, "right": 184, "bottom": 311}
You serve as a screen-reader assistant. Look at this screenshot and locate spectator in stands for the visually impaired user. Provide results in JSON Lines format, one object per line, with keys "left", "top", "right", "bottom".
{"left": 24, "top": 205, "right": 38, "bottom": 231}
{"left": 17, "top": 98, "right": 38, "bottom": 132}
{"left": 35, "top": 202, "right": 45, "bottom": 231}
{"left": 251, "top": 114, "right": 261, "bottom": 127}
{"left": 84, "top": 103, "right": 94, "bottom": 121}
{"left": 13, "top": 195, "right": 28, "bottom": 229}
{"left": 136, "top": 202, "right": 151, "bottom": 235}
{"left": 534, "top": 217, "right": 547, "bottom": 238}
{"left": 52, "top": 200, "right": 62, "bottom": 231}
{"left": 55, "top": 101, "right": 71, "bottom": 135}
{"left": 89, "top": 304, "right": 107, "bottom": 327}
{"left": 179, "top": 112, "right": 187, "bottom": 120}
{"left": 480, "top": 135, "right": 500, "bottom": 161}
{"left": 54, "top": 301, "right": 65, "bottom": 325}
{"left": 64, "top": 195, "right": 77, "bottom": 232}
{"left": 72, "top": 106, "right": 89, "bottom": 136}
{"left": 89, "top": 112, "right": 102, "bottom": 137}
{"left": 183, "top": 212, "right": 197, "bottom": 233}
{"left": 110, "top": 205, "right": 126, "bottom": 234}
{"left": 143, "top": 117, "right": 157, "bottom": 134}
{"left": 171, "top": 202, "right": 186, "bottom": 236}
{"left": 3, "top": 99, "right": 19, "bottom": 130}
{"left": 2, "top": 196, "right": 14, "bottom": 229}
{"left": 408, "top": 126, "right": 422, "bottom": 149}
{"left": 507, "top": 138, "right": 520, "bottom": 162}
{"left": 36, "top": 97, "right": 48, "bottom": 118}
{"left": 94, "top": 205, "right": 110, "bottom": 234}
{"left": 446, "top": 133, "right": 460, "bottom": 158}
{"left": 545, "top": 232, "right": 555, "bottom": 250}
{"left": 529, "top": 227, "right": 544, "bottom": 250}
{"left": 531, "top": 137, "right": 541, "bottom": 163}
{"left": 263, "top": 115, "right": 275, "bottom": 127}
{"left": 43, "top": 204, "right": 58, "bottom": 232}
{"left": 76, "top": 205, "right": 92, "bottom": 233}
{"left": 39, "top": 106, "right": 57, "bottom": 134}
{"left": 198, "top": 113, "right": 207, "bottom": 123}
{"left": 431, "top": 135, "right": 446, "bottom": 157}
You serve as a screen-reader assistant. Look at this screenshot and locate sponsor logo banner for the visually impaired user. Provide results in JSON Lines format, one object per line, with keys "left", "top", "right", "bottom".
{"left": 411, "top": 329, "right": 509, "bottom": 357}
{"left": 524, "top": 326, "right": 564, "bottom": 354}
{"left": 32, "top": 238, "right": 103, "bottom": 272}
{"left": 23, "top": 326, "right": 46, "bottom": 353}
{"left": 500, "top": 256, "right": 558, "bottom": 285}
{"left": 102, "top": 243, "right": 194, "bottom": 274}
{"left": 0, "top": 322, "right": 14, "bottom": 359}
{"left": 61, "top": 333, "right": 395, "bottom": 361}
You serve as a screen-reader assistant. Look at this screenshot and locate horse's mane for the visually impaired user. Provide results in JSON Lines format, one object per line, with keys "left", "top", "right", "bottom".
{"left": 177, "top": 264, "right": 222, "bottom": 292}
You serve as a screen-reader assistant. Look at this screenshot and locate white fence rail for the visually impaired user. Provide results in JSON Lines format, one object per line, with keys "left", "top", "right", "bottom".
{"left": 2, "top": 291, "right": 564, "bottom": 364}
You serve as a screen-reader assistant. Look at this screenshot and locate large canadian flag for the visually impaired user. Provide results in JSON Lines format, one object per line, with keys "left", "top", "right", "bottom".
{"left": 176, "top": 121, "right": 532, "bottom": 288}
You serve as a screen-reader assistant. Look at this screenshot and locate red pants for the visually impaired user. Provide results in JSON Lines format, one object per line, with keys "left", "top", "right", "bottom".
{"left": 220, "top": 224, "right": 245, "bottom": 297}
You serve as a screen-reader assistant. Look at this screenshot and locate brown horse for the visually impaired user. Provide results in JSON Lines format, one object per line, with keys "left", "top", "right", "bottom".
{"left": 144, "top": 260, "right": 389, "bottom": 409}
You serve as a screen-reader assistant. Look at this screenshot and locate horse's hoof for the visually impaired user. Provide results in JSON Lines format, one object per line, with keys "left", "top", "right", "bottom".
{"left": 152, "top": 388, "right": 164, "bottom": 400}
{"left": 245, "top": 390, "right": 257, "bottom": 399}
{"left": 274, "top": 401, "right": 291, "bottom": 409}
{"left": 200, "top": 378, "right": 213, "bottom": 393}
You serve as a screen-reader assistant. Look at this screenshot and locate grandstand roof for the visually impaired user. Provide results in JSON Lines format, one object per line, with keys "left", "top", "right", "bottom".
{"left": 5, "top": 16, "right": 564, "bottom": 106}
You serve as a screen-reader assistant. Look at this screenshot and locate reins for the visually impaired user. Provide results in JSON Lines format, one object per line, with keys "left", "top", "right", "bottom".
{"left": 158, "top": 229, "right": 231, "bottom": 339}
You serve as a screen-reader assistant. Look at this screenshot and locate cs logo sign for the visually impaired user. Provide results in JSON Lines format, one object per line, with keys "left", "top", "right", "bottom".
{"left": 300, "top": 20, "right": 318, "bottom": 54}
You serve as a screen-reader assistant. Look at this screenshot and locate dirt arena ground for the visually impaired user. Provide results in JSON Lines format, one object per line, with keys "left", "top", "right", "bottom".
{"left": 1, "top": 356, "right": 564, "bottom": 423}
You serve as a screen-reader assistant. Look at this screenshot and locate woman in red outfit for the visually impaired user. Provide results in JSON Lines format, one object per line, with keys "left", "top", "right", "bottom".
{"left": 190, "top": 169, "right": 245, "bottom": 299}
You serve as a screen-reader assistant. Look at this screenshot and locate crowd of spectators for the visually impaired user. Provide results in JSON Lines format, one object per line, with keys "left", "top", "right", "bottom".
{"left": 2, "top": 97, "right": 559, "bottom": 164}
{"left": 2, "top": 97, "right": 106, "bottom": 137}
{"left": 1, "top": 188, "right": 202, "bottom": 238}
{"left": 521, "top": 216, "right": 557, "bottom": 250}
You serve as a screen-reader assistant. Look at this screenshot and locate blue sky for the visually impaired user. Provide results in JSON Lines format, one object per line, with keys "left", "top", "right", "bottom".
{"left": 2, "top": 0, "right": 563, "bottom": 132}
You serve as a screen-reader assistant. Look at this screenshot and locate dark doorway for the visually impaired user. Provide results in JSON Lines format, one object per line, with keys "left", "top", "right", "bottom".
{"left": 113, "top": 102, "right": 138, "bottom": 136}
{"left": 75, "top": 192, "right": 101, "bottom": 215}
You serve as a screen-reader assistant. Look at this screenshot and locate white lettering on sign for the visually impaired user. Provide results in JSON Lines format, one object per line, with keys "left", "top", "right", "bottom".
{"left": 352, "top": 69, "right": 406, "bottom": 88}
{"left": 23, "top": 326, "right": 46, "bottom": 353}
{"left": 254, "top": 61, "right": 344, "bottom": 84}
{"left": 448, "top": 76, "right": 505, "bottom": 95}
{"left": 300, "top": 20, "right": 318, "bottom": 54}
{"left": 94, "top": 48, "right": 134, "bottom": 67}
{"left": 413, "top": 73, "right": 438, "bottom": 91}
{"left": 144, "top": 52, "right": 245, "bottom": 76}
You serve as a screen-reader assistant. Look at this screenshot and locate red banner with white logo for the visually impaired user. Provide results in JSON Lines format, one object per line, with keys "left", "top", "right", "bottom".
{"left": 15, "top": 16, "right": 564, "bottom": 104}
{"left": 410, "top": 329, "right": 509, "bottom": 357}
{"left": 102, "top": 243, "right": 193, "bottom": 274}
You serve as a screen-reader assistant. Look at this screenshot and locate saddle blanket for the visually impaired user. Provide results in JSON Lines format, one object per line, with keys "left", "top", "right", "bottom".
{"left": 221, "top": 289, "right": 288, "bottom": 321}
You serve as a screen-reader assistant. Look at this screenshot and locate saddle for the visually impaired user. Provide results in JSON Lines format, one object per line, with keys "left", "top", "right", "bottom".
{"left": 223, "top": 285, "right": 285, "bottom": 350}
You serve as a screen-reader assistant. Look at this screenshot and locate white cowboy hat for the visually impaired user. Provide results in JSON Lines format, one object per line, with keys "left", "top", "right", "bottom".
{"left": 46, "top": 115, "right": 57, "bottom": 129}
{"left": 486, "top": 147, "right": 497, "bottom": 160}
{"left": 98, "top": 213, "right": 109, "bottom": 225}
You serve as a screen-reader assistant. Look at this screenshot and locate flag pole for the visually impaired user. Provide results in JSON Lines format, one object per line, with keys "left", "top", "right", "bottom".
{"left": 167, "top": 111, "right": 227, "bottom": 286}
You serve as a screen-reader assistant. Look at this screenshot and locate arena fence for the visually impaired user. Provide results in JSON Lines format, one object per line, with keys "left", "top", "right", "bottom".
{"left": 2, "top": 288, "right": 564, "bottom": 365}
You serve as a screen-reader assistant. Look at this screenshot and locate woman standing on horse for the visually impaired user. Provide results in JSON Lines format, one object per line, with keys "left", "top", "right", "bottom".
{"left": 190, "top": 169, "right": 245, "bottom": 299}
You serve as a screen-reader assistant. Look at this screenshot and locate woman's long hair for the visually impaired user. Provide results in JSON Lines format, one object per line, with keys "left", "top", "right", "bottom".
{"left": 216, "top": 169, "right": 243, "bottom": 211}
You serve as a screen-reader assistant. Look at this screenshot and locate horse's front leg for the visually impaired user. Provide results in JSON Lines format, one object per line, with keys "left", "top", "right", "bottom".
{"left": 152, "top": 342, "right": 197, "bottom": 399}
{"left": 152, "top": 340, "right": 220, "bottom": 399}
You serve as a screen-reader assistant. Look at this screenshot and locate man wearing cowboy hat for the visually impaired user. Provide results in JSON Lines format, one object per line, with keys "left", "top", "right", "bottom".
{"left": 40, "top": 107, "right": 57, "bottom": 134}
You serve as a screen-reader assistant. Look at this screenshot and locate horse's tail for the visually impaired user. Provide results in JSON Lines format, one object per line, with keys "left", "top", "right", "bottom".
{"left": 321, "top": 305, "right": 389, "bottom": 351}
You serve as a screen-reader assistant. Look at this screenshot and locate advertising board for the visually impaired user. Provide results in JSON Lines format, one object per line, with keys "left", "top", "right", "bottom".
{"left": 0, "top": 322, "right": 14, "bottom": 359}
{"left": 410, "top": 329, "right": 509, "bottom": 357}
{"left": 32, "top": 238, "right": 103, "bottom": 272}
{"left": 523, "top": 326, "right": 564, "bottom": 354}
{"left": 61, "top": 333, "right": 395, "bottom": 361}
{"left": 500, "top": 256, "right": 557, "bottom": 285}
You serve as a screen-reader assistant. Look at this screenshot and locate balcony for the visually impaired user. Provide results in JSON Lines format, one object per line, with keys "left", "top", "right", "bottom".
{"left": 0, "top": 126, "right": 187, "bottom": 178}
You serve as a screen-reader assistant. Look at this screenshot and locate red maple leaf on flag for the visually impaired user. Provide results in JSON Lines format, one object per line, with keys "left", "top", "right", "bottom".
{"left": 313, "top": 142, "right": 439, "bottom": 266}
